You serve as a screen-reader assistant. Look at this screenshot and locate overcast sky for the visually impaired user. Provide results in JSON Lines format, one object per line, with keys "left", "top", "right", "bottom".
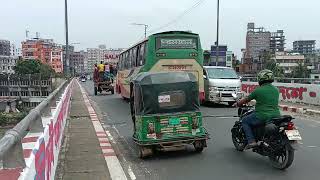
{"left": 1, "top": 0, "right": 320, "bottom": 56}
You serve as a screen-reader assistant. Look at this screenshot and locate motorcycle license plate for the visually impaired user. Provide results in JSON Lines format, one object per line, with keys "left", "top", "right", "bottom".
{"left": 285, "top": 130, "right": 302, "bottom": 140}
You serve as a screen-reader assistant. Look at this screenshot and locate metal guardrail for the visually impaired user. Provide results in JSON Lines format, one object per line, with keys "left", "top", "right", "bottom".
{"left": 0, "top": 79, "right": 69, "bottom": 169}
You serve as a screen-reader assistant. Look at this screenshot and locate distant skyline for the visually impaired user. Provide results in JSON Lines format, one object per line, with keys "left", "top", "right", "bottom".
{"left": 1, "top": 0, "right": 320, "bottom": 56}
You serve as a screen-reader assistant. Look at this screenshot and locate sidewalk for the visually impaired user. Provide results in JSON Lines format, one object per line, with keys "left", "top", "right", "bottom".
{"left": 56, "top": 82, "right": 111, "bottom": 180}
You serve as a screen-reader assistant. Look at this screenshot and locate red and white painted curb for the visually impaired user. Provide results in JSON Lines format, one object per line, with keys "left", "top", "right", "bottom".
{"left": 77, "top": 80, "right": 128, "bottom": 180}
{"left": 279, "top": 105, "right": 305, "bottom": 114}
{"left": 279, "top": 104, "right": 320, "bottom": 115}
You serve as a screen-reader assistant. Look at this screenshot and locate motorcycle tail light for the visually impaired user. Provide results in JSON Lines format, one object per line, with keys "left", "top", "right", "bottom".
{"left": 148, "top": 123, "right": 155, "bottom": 134}
{"left": 287, "top": 122, "right": 295, "bottom": 130}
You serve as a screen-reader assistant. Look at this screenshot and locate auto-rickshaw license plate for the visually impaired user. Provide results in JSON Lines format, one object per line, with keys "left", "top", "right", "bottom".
{"left": 169, "top": 117, "right": 180, "bottom": 125}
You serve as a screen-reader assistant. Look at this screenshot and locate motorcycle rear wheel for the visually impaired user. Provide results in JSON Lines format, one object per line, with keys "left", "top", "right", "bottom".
{"left": 269, "top": 144, "right": 294, "bottom": 170}
{"left": 231, "top": 129, "right": 246, "bottom": 151}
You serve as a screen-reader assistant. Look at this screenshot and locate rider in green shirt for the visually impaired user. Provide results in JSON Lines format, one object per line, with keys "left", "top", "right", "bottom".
{"left": 234, "top": 69, "right": 281, "bottom": 149}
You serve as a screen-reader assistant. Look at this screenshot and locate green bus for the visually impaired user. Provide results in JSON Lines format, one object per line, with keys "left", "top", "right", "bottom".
{"left": 116, "top": 31, "right": 205, "bottom": 102}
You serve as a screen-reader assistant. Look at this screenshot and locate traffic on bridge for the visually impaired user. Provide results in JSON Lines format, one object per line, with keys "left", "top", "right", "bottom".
{"left": 1, "top": 0, "right": 320, "bottom": 180}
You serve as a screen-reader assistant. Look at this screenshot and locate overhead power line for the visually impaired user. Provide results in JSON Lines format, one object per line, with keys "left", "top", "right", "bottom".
{"left": 149, "top": 0, "right": 206, "bottom": 34}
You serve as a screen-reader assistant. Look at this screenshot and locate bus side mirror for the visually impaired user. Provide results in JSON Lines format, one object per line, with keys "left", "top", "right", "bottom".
{"left": 203, "top": 75, "right": 207, "bottom": 79}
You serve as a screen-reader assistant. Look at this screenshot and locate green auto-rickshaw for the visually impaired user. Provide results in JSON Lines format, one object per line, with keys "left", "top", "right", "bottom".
{"left": 130, "top": 72, "right": 209, "bottom": 158}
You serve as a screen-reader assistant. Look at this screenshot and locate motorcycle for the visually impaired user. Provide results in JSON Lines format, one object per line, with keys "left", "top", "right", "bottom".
{"left": 231, "top": 105, "right": 302, "bottom": 170}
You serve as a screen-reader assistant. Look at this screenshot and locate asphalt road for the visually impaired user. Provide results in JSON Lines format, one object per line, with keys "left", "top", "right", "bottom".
{"left": 81, "top": 80, "right": 320, "bottom": 180}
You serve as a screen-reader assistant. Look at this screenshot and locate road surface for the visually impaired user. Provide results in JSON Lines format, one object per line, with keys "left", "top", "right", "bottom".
{"left": 81, "top": 80, "right": 320, "bottom": 180}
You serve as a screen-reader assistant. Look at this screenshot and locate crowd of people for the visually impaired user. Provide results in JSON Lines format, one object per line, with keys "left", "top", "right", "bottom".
{"left": 93, "top": 61, "right": 117, "bottom": 83}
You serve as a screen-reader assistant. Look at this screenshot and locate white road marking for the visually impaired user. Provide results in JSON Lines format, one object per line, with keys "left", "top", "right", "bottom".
{"left": 307, "top": 146, "right": 318, "bottom": 148}
{"left": 106, "top": 130, "right": 115, "bottom": 143}
{"left": 104, "top": 156, "right": 128, "bottom": 180}
{"left": 102, "top": 148, "right": 115, "bottom": 154}
{"left": 98, "top": 138, "right": 109, "bottom": 142}
{"left": 100, "top": 143, "right": 112, "bottom": 147}
{"left": 128, "top": 166, "right": 136, "bottom": 180}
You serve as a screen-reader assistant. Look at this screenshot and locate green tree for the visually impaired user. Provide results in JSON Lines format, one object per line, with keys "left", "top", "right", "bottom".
{"left": 14, "top": 59, "right": 41, "bottom": 74}
{"left": 40, "top": 63, "right": 55, "bottom": 79}
{"left": 13, "top": 59, "right": 55, "bottom": 78}
{"left": 292, "top": 62, "right": 310, "bottom": 78}
{"left": 260, "top": 51, "right": 285, "bottom": 78}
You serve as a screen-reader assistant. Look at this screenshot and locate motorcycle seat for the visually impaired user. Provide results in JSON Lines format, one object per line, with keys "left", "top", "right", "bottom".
{"left": 271, "top": 115, "right": 293, "bottom": 124}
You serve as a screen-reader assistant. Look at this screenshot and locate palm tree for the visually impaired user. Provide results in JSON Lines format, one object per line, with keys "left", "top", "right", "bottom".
{"left": 292, "top": 62, "right": 310, "bottom": 78}
{"left": 259, "top": 51, "right": 284, "bottom": 78}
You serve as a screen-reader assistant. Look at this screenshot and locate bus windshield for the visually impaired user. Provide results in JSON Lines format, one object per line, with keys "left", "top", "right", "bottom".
{"left": 207, "top": 68, "right": 238, "bottom": 79}
{"left": 156, "top": 37, "right": 198, "bottom": 50}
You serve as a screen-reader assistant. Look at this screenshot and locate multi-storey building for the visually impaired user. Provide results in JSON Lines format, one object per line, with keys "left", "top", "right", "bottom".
{"left": 70, "top": 51, "right": 86, "bottom": 75}
{"left": 246, "top": 23, "right": 271, "bottom": 64}
{"left": 293, "top": 40, "right": 316, "bottom": 55}
{"left": 0, "top": 40, "right": 18, "bottom": 74}
{"left": 21, "top": 38, "right": 63, "bottom": 73}
{"left": 0, "top": 56, "right": 17, "bottom": 74}
{"left": 210, "top": 45, "right": 228, "bottom": 66}
{"left": 274, "top": 52, "right": 305, "bottom": 74}
{"left": 270, "top": 30, "right": 285, "bottom": 53}
{"left": 51, "top": 47, "right": 63, "bottom": 73}
{"left": 0, "top": 40, "right": 10, "bottom": 56}
{"left": 21, "top": 38, "right": 53, "bottom": 63}
{"left": 104, "top": 48, "right": 122, "bottom": 64}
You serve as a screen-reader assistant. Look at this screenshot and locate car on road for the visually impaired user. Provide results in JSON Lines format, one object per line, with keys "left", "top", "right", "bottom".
{"left": 80, "top": 75, "right": 86, "bottom": 82}
{"left": 203, "top": 66, "right": 243, "bottom": 106}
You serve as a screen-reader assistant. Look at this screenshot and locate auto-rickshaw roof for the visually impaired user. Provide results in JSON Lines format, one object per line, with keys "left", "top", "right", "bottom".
{"left": 133, "top": 72, "right": 197, "bottom": 86}
{"left": 132, "top": 72, "right": 200, "bottom": 115}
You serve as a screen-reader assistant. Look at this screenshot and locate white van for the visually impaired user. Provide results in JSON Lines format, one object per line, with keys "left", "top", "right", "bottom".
{"left": 203, "top": 66, "right": 243, "bottom": 105}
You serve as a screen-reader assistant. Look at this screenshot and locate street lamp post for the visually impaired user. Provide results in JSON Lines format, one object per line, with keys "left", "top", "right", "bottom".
{"left": 215, "top": 0, "right": 220, "bottom": 66}
{"left": 131, "top": 23, "right": 148, "bottom": 38}
{"left": 64, "top": 0, "right": 70, "bottom": 76}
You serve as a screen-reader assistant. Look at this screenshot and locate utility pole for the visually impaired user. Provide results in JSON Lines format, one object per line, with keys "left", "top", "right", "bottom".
{"left": 65, "top": 0, "right": 70, "bottom": 76}
{"left": 132, "top": 23, "right": 148, "bottom": 38}
{"left": 215, "top": 0, "right": 220, "bottom": 66}
{"left": 144, "top": 25, "right": 148, "bottom": 38}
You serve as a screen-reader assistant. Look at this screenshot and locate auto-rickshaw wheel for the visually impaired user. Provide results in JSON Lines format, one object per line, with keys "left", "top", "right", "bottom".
{"left": 94, "top": 87, "right": 98, "bottom": 95}
{"left": 193, "top": 140, "right": 205, "bottom": 153}
{"left": 138, "top": 146, "right": 153, "bottom": 158}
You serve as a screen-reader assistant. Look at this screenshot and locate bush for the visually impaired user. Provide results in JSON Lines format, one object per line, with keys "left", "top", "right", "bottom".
{"left": 0, "top": 112, "right": 28, "bottom": 126}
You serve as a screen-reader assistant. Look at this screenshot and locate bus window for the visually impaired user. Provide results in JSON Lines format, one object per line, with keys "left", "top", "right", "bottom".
{"left": 118, "top": 55, "right": 122, "bottom": 70}
{"left": 125, "top": 52, "right": 129, "bottom": 69}
{"left": 129, "top": 49, "right": 133, "bottom": 68}
{"left": 136, "top": 45, "right": 140, "bottom": 67}
{"left": 144, "top": 42, "right": 147, "bottom": 64}
{"left": 132, "top": 47, "right": 137, "bottom": 67}
{"left": 139, "top": 43, "right": 145, "bottom": 66}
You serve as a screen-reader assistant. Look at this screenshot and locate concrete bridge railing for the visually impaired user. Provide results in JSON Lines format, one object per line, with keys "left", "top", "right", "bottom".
{"left": 242, "top": 81, "right": 320, "bottom": 106}
{"left": 0, "top": 78, "right": 74, "bottom": 179}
